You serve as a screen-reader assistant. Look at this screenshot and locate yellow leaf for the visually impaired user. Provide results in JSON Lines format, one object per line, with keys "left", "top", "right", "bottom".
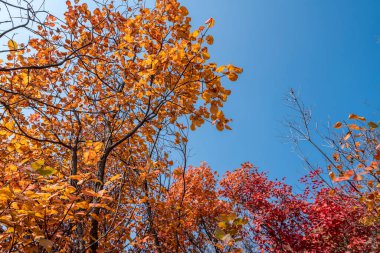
{"left": 19, "top": 138, "right": 28, "bottom": 145}
{"left": 203, "top": 51, "right": 210, "bottom": 60}
{"left": 7, "top": 164, "right": 17, "bottom": 172}
{"left": 5, "top": 227, "right": 14, "bottom": 233}
{"left": 216, "top": 110, "right": 224, "bottom": 120}
{"left": 5, "top": 121, "right": 13, "bottom": 130}
{"left": 0, "top": 186, "right": 12, "bottom": 199}
{"left": 109, "top": 174, "right": 121, "bottom": 181}
{"left": 20, "top": 159, "right": 29, "bottom": 165}
{"left": 93, "top": 142, "right": 103, "bottom": 151}
{"left": 31, "top": 159, "right": 45, "bottom": 170}
{"left": 216, "top": 66, "right": 225, "bottom": 73}
{"left": 83, "top": 150, "right": 97, "bottom": 164}
{"left": 37, "top": 166, "right": 56, "bottom": 176}
{"left": 8, "top": 40, "right": 18, "bottom": 51}
{"left": 218, "top": 221, "right": 227, "bottom": 229}
{"left": 0, "top": 216, "right": 13, "bottom": 226}
{"left": 36, "top": 159, "right": 45, "bottom": 166}
{"left": 191, "top": 30, "right": 199, "bottom": 38}
{"left": 20, "top": 73, "right": 30, "bottom": 85}
{"left": 123, "top": 34, "right": 134, "bottom": 43}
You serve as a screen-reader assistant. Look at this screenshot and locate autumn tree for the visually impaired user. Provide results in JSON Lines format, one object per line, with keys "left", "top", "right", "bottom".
{"left": 284, "top": 90, "right": 380, "bottom": 224}
{"left": 216, "top": 90, "right": 379, "bottom": 252}
{"left": 142, "top": 164, "right": 239, "bottom": 252}
{"left": 0, "top": 0, "right": 242, "bottom": 252}
{"left": 220, "top": 163, "right": 380, "bottom": 253}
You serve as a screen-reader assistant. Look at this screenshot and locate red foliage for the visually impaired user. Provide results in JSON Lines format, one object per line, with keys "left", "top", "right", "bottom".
{"left": 220, "top": 163, "right": 379, "bottom": 252}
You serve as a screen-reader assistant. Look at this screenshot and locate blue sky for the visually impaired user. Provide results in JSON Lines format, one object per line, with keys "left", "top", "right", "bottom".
{"left": 181, "top": 0, "right": 380, "bottom": 184}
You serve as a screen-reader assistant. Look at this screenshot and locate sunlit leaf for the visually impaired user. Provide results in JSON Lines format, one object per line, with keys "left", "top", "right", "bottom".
{"left": 205, "top": 17, "right": 215, "bottom": 28}
{"left": 334, "top": 121, "right": 342, "bottom": 128}
{"left": 7, "top": 40, "right": 18, "bottom": 51}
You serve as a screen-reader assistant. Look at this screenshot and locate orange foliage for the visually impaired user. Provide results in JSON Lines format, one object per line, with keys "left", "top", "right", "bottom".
{"left": 330, "top": 114, "right": 379, "bottom": 224}
{"left": 0, "top": 0, "right": 241, "bottom": 252}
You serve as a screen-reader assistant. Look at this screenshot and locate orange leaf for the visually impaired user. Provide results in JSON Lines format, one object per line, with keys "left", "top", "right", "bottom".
{"left": 206, "top": 35, "right": 214, "bottom": 45}
{"left": 329, "top": 171, "right": 336, "bottom": 181}
{"left": 374, "top": 150, "right": 380, "bottom": 160}
{"left": 333, "top": 121, "right": 342, "bottom": 129}
{"left": 348, "top": 114, "right": 366, "bottom": 121}
{"left": 333, "top": 176, "right": 349, "bottom": 182}
{"left": 205, "top": 18, "right": 215, "bottom": 28}
{"left": 368, "top": 122, "right": 378, "bottom": 128}
{"left": 344, "top": 170, "right": 354, "bottom": 178}
{"left": 343, "top": 132, "right": 351, "bottom": 141}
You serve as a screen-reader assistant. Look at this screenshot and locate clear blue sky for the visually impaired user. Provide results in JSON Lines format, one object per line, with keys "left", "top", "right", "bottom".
{"left": 180, "top": 0, "right": 380, "bottom": 184}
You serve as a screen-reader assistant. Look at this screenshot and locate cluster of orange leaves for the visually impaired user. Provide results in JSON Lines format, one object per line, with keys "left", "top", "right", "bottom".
{"left": 0, "top": 0, "right": 242, "bottom": 252}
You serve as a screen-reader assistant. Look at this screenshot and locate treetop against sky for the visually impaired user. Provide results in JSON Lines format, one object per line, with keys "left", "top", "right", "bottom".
{"left": 0, "top": 0, "right": 378, "bottom": 252}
